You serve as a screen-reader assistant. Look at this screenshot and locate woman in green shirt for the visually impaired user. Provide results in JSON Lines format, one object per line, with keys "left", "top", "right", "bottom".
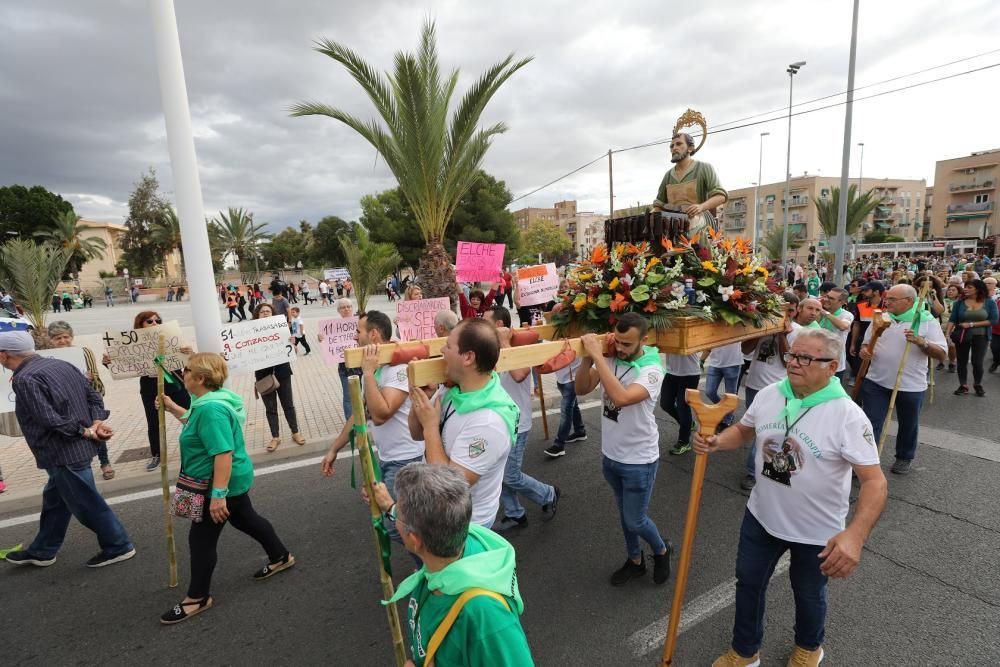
{"left": 158, "top": 353, "right": 295, "bottom": 624}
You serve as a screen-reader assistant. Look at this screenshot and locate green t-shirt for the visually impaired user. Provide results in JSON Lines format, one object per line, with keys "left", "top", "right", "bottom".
{"left": 408, "top": 538, "right": 533, "bottom": 667}
{"left": 178, "top": 402, "right": 254, "bottom": 496}
{"left": 807, "top": 276, "right": 820, "bottom": 297}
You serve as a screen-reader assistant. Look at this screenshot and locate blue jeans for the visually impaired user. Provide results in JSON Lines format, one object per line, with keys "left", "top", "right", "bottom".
{"left": 379, "top": 455, "right": 424, "bottom": 544}
{"left": 28, "top": 462, "right": 133, "bottom": 559}
{"left": 501, "top": 431, "right": 555, "bottom": 519}
{"left": 338, "top": 369, "right": 352, "bottom": 421}
{"left": 554, "top": 382, "right": 585, "bottom": 446}
{"left": 601, "top": 456, "right": 666, "bottom": 560}
{"left": 743, "top": 387, "right": 760, "bottom": 475}
{"left": 706, "top": 365, "right": 741, "bottom": 426}
{"left": 859, "top": 378, "right": 924, "bottom": 461}
{"left": 732, "top": 509, "right": 827, "bottom": 657}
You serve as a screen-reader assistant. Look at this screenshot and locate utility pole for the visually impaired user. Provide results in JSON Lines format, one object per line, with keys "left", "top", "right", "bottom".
{"left": 753, "top": 132, "right": 769, "bottom": 250}
{"left": 608, "top": 149, "right": 614, "bottom": 220}
{"left": 833, "top": 0, "right": 861, "bottom": 286}
{"left": 781, "top": 61, "right": 806, "bottom": 271}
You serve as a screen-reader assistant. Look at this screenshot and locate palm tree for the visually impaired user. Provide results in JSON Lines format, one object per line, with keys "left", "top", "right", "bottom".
{"left": 0, "top": 238, "right": 71, "bottom": 333}
{"left": 34, "top": 210, "right": 107, "bottom": 277}
{"left": 151, "top": 205, "right": 184, "bottom": 273}
{"left": 290, "top": 21, "right": 531, "bottom": 304}
{"left": 211, "top": 207, "right": 271, "bottom": 271}
{"left": 813, "top": 185, "right": 881, "bottom": 242}
{"left": 759, "top": 226, "right": 802, "bottom": 262}
{"left": 339, "top": 226, "right": 401, "bottom": 312}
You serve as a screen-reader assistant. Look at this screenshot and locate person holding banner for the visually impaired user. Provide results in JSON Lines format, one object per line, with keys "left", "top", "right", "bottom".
{"left": 252, "top": 304, "right": 305, "bottom": 452}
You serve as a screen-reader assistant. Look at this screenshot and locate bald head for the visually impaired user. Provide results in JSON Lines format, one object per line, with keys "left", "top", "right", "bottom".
{"left": 885, "top": 284, "right": 917, "bottom": 316}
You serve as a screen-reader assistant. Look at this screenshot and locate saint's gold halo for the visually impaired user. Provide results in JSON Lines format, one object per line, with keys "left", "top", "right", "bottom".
{"left": 671, "top": 109, "right": 708, "bottom": 155}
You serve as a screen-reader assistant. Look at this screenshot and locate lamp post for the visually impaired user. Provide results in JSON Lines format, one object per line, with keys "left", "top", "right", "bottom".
{"left": 857, "top": 142, "right": 865, "bottom": 192}
{"left": 753, "top": 132, "right": 769, "bottom": 251}
{"left": 832, "top": 0, "right": 861, "bottom": 286}
{"left": 781, "top": 61, "right": 806, "bottom": 272}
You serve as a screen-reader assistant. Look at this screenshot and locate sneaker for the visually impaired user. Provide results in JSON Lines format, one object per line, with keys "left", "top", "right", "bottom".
{"left": 890, "top": 458, "right": 912, "bottom": 475}
{"left": 935, "top": 362, "right": 945, "bottom": 371}
{"left": 974, "top": 384, "right": 986, "bottom": 397}
{"left": 947, "top": 363, "right": 956, "bottom": 373}
{"left": 990, "top": 362, "right": 999, "bottom": 373}
{"left": 669, "top": 441, "right": 691, "bottom": 456}
{"left": 5, "top": 550, "right": 56, "bottom": 567}
{"left": 652, "top": 542, "right": 672, "bottom": 584}
{"left": 146, "top": 456, "right": 160, "bottom": 472}
{"left": 609, "top": 555, "right": 646, "bottom": 586}
{"left": 740, "top": 473, "right": 756, "bottom": 491}
{"left": 712, "top": 648, "right": 761, "bottom": 667}
{"left": 541, "top": 486, "right": 561, "bottom": 522}
{"left": 253, "top": 553, "right": 296, "bottom": 580}
{"left": 544, "top": 444, "right": 566, "bottom": 458}
{"left": 86, "top": 547, "right": 136, "bottom": 568}
{"left": 787, "top": 645, "right": 824, "bottom": 666}
{"left": 954, "top": 385, "right": 968, "bottom": 396}
{"left": 493, "top": 514, "right": 528, "bottom": 532}
{"left": 566, "top": 432, "right": 587, "bottom": 443}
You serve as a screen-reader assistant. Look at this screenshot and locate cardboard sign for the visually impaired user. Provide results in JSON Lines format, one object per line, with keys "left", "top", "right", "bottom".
{"left": 455, "top": 242, "right": 505, "bottom": 282}
{"left": 397, "top": 297, "right": 451, "bottom": 341}
{"left": 102, "top": 320, "right": 185, "bottom": 380}
{"left": 1, "top": 347, "right": 88, "bottom": 414}
{"left": 517, "top": 263, "right": 559, "bottom": 306}
{"left": 319, "top": 317, "right": 359, "bottom": 364}
{"left": 220, "top": 315, "right": 294, "bottom": 373}
{"left": 324, "top": 268, "right": 351, "bottom": 281}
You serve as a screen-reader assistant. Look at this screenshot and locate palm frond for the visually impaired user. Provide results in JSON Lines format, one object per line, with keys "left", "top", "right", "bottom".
{"left": 339, "top": 227, "right": 401, "bottom": 312}
{"left": 0, "top": 239, "right": 71, "bottom": 330}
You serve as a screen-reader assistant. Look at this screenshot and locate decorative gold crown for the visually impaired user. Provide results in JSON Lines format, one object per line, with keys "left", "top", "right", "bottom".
{"left": 671, "top": 108, "right": 708, "bottom": 155}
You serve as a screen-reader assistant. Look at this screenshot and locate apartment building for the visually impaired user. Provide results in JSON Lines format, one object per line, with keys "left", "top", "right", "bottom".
{"left": 512, "top": 200, "right": 609, "bottom": 257}
{"left": 927, "top": 148, "right": 998, "bottom": 245}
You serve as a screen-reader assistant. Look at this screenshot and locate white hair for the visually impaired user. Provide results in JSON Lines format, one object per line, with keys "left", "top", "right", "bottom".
{"left": 335, "top": 298, "right": 353, "bottom": 310}
{"left": 793, "top": 328, "right": 842, "bottom": 362}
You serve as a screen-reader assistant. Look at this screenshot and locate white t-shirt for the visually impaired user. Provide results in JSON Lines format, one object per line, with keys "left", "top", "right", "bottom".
{"left": 706, "top": 342, "right": 744, "bottom": 369}
{"left": 371, "top": 364, "right": 424, "bottom": 463}
{"left": 745, "top": 326, "right": 800, "bottom": 391}
{"left": 863, "top": 317, "right": 946, "bottom": 392}
{"left": 499, "top": 370, "right": 533, "bottom": 435}
{"left": 819, "top": 309, "right": 855, "bottom": 372}
{"left": 666, "top": 353, "right": 701, "bottom": 377}
{"left": 438, "top": 389, "right": 512, "bottom": 527}
{"left": 319, "top": 281, "right": 329, "bottom": 294}
{"left": 741, "top": 383, "right": 880, "bottom": 545}
{"left": 600, "top": 359, "right": 664, "bottom": 464}
{"left": 291, "top": 315, "right": 304, "bottom": 337}
{"left": 554, "top": 357, "right": 582, "bottom": 385}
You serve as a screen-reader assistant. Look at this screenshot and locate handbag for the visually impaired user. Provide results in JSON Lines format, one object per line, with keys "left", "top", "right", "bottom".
{"left": 255, "top": 371, "right": 280, "bottom": 397}
{"left": 950, "top": 327, "right": 966, "bottom": 346}
{"left": 169, "top": 472, "right": 210, "bottom": 522}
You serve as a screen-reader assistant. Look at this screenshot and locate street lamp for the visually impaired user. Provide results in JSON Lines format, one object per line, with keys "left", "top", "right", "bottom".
{"left": 753, "top": 132, "right": 770, "bottom": 251}
{"left": 857, "top": 142, "right": 865, "bottom": 192}
{"left": 781, "top": 61, "right": 806, "bottom": 272}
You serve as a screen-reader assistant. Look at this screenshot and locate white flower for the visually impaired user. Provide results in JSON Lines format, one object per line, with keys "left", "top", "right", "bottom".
{"left": 671, "top": 282, "right": 686, "bottom": 298}
{"left": 703, "top": 305, "right": 713, "bottom": 313}
{"left": 696, "top": 290, "right": 708, "bottom": 303}
{"left": 621, "top": 273, "right": 634, "bottom": 286}
{"left": 719, "top": 285, "right": 734, "bottom": 302}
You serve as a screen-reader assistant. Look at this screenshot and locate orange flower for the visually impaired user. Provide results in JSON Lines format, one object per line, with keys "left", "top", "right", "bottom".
{"left": 722, "top": 239, "right": 733, "bottom": 253}
{"left": 591, "top": 245, "right": 608, "bottom": 264}
{"left": 661, "top": 238, "right": 674, "bottom": 252}
{"left": 679, "top": 233, "right": 701, "bottom": 247}
{"left": 646, "top": 256, "right": 660, "bottom": 269}
{"left": 735, "top": 238, "right": 750, "bottom": 255}
{"left": 707, "top": 226, "right": 720, "bottom": 241}
{"left": 608, "top": 277, "right": 620, "bottom": 290}
{"left": 643, "top": 300, "right": 658, "bottom": 313}
{"left": 610, "top": 293, "right": 628, "bottom": 312}
{"left": 731, "top": 289, "right": 743, "bottom": 300}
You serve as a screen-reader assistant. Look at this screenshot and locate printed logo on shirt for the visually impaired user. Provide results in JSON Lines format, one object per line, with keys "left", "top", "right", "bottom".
{"left": 468, "top": 438, "right": 486, "bottom": 458}
{"left": 862, "top": 424, "right": 875, "bottom": 448}
{"left": 602, "top": 396, "right": 620, "bottom": 422}
{"left": 647, "top": 371, "right": 660, "bottom": 385}
{"left": 407, "top": 597, "right": 425, "bottom": 657}
{"left": 760, "top": 436, "right": 805, "bottom": 487}
{"left": 396, "top": 369, "right": 407, "bottom": 383}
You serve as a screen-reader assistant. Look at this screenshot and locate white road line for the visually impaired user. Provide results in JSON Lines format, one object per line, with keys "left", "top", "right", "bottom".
{"left": 626, "top": 553, "right": 791, "bottom": 657}
{"left": 532, "top": 399, "right": 601, "bottom": 419}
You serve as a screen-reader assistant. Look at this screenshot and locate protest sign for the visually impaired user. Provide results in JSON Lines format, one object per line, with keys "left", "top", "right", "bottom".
{"left": 319, "top": 317, "right": 359, "bottom": 364}
{"left": 102, "top": 320, "right": 184, "bottom": 380}
{"left": 455, "top": 242, "right": 505, "bottom": 282}
{"left": 516, "top": 263, "right": 559, "bottom": 306}
{"left": 1, "top": 347, "right": 88, "bottom": 414}
{"left": 324, "top": 268, "right": 351, "bottom": 281}
{"left": 397, "top": 297, "right": 451, "bottom": 341}
{"left": 220, "top": 315, "right": 295, "bottom": 373}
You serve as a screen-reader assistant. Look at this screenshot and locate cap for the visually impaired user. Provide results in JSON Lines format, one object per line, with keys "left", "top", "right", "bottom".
{"left": 0, "top": 329, "right": 35, "bottom": 353}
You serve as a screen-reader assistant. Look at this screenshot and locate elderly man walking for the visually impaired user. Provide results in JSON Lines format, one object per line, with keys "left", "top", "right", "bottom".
{"left": 0, "top": 329, "right": 135, "bottom": 568}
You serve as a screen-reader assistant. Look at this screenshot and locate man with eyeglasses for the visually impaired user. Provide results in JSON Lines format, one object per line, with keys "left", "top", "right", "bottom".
{"left": 858, "top": 284, "right": 947, "bottom": 475}
{"left": 694, "top": 328, "right": 887, "bottom": 667}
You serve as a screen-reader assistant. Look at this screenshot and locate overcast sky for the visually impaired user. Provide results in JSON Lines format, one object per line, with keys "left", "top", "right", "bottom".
{"left": 2, "top": 0, "right": 999, "bottom": 231}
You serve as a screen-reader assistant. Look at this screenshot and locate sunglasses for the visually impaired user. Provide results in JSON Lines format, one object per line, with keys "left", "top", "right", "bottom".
{"left": 145, "top": 318, "right": 163, "bottom": 325}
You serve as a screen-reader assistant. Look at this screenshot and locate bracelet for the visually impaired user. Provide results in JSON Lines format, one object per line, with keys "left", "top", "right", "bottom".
{"left": 210, "top": 488, "right": 229, "bottom": 499}
{"left": 383, "top": 503, "right": 397, "bottom": 522}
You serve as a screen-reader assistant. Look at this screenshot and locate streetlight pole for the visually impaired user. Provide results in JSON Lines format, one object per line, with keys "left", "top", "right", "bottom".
{"left": 858, "top": 142, "right": 865, "bottom": 193}
{"left": 832, "top": 0, "right": 861, "bottom": 286}
{"left": 753, "top": 132, "right": 769, "bottom": 251}
{"left": 781, "top": 61, "right": 806, "bottom": 273}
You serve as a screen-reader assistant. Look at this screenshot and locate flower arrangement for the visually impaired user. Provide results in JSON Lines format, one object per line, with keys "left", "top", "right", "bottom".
{"left": 551, "top": 228, "right": 785, "bottom": 335}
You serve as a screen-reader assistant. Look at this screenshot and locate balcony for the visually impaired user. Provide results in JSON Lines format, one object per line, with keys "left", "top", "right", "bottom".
{"left": 946, "top": 201, "right": 994, "bottom": 214}
{"left": 725, "top": 219, "right": 746, "bottom": 231}
{"left": 949, "top": 180, "right": 994, "bottom": 193}
{"left": 784, "top": 195, "right": 809, "bottom": 207}
{"left": 873, "top": 206, "right": 894, "bottom": 220}
{"left": 789, "top": 214, "right": 809, "bottom": 224}
{"left": 788, "top": 223, "right": 807, "bottom": 240}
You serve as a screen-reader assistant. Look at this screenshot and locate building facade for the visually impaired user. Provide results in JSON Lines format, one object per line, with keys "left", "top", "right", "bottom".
{"left": 927, "top": 148, "right": 997, "bottom": 247}
{"left": 512, "top": 200, "right": 609, "bottom": 259}
{"left": 76, "top": 219, "right": 183, "bottom": 290}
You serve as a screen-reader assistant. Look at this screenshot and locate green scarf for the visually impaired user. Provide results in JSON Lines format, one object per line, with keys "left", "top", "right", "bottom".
{"left": 818, "top": 308, "right": 845, "bottom": 331}
{"left": 804, "top": 320, "right": 821, "bottom": 329}
{"left": 182, "top": 388, "right": 247, "bottom": 427}
{"left": 385, "top": 523, "right": 524, "bottom": 614}
{"left": 776, "top": 377, "right": 849, "bottom": 422}
{"left": 445, "top": 372, "right": 519, "bottom": 442}
{"left": 889, "top": 301, "right": 936, "bottom": 325}
{"left": 618, "top": 345, "right": 665, "bottom": 372}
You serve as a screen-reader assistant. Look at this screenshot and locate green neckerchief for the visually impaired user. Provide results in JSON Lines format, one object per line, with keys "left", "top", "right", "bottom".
{"left": 889, "top": 301, "right": 936, "bottom": 325}
{"left": 803, "top": 320, "right": 821, "bottom": 329}
{"left": 776, "top": 377, "right": 849, "bottom": 422}
{"left": 384, "top": 523, "right": 524, "bottom": 614}
{"left": 818, "top": 307, "right": 845, "bottom": 331}
{"left": 181, "top": 388, "right": 246, "bottom": 427}
{"left": 617, "top": 345, "right": 665, "bottom": 372}
{"left": 444, "top": 372, "right": 519, "bottom": 442}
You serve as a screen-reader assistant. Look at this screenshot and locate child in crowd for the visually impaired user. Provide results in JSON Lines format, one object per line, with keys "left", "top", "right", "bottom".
{"left": 290, "top": 307, "right": 311, "bottom": 356}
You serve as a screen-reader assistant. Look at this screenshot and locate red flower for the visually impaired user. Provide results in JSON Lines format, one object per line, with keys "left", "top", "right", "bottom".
{"left": 696, "top": 246, "right": 711, "bottom": 261}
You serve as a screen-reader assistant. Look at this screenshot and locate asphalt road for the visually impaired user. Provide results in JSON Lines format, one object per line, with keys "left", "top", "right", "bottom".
{"left": 3, "top": 377, "right": 999, "bottom": 665}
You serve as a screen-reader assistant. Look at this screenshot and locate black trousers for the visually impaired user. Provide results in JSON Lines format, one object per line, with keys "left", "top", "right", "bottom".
{"left": 261, "top": 381, "right": 299, "bottom": 436}
{"left": 990, "top": 335, "right": 1000, "bottom": 368}
{"left": 956, "top": 336, "right": 988, "bottom": 386}
{"left": 187, "top": 492, "right": 287, "bottom": 598}
{"left": 660, "top": 373, "right": 701, "bottom": 444}
{"left": 140, "top": 376, "right": 191, "bottom": 457}
{"left": 293, "top": 335, "right": 311, "bottom": 354}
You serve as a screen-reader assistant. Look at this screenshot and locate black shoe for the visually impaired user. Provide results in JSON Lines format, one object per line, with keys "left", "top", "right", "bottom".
{"left": 566, "top": 432, "right": 587, "bottom": 443}
{"left": 974, "top": 385, "right": 986, "bottom": 397}
{"left": 146, "top": 456, "right": 160, "bottom": 472}
{"left": 740, "top": 474, "right": 756, "bottom": 491}
{"left": 936, "top": 362, "right": 945, "bottom": 371}
{"left": 954, "top": 386, "right": 968, "bottom": 396}
{"left": 891, "top": 458, "right": 912, "bottom": 475}
{"left": 947, "top": 364, "right": 957, "bottom": 373}
{"left": 253, "top": 553, "right": 296, "bottom": 580}
{"left": 541, "top": 486, "right": 561, "bottom": 522}
{"left": 160, "top": 596, "right": 213, "bottom": 624}
{"left": 544, "top": 444, "right": 566, "bottom": 458}
{"left": 87, "top": 547, "right": 136, "bottom": 568}
{"left": 652, "top": 543, "right": 672, "bottom": 585}
{"left": 990, "top": 362, "right": 999, "bottom": 373}
{"left": 5, "top": 550, "right": 56, "bottom": 567}
{"left": 610, "top": 555, "right": 646, "bottom": 586}
{"left": 493, "top": 515, "right": 528, "bottom": 532}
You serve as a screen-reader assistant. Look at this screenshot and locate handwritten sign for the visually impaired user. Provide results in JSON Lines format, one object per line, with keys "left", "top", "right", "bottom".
{"left": 397, "top": 297, "right": 451, "bottom": 341}
{"left": 102, "top": 320, "right": 184, "bottom": 380}
{"left": 517, "top": 263, "right": 559, "bottom": 306}
{"left": 455, "top": 242, "right": 505, "bottom": 282}
{"left": 220, "top": 316, "right": 294, "bottom": 373}
{"left": 319, "top": 317, "right": 359, "bottom": 364}
{"left": 324, "top": 268, "right": 351, "bottom": 281}
{"left": 1, "top": 347, "right": 88, "bottom": 414}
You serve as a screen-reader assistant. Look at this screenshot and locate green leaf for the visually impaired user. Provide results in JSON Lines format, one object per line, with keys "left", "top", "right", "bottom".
{"left": 645, "top": 273, "right": 665, "bottom": 285}
{"left": 697, "top": 277, "right": 716, "bottom": 287}
{"left": 719, "top": 309, "right": 744, "bottom": 326}
{"left": 596, "top": 294, "right": 612, "bottom": 308}
{"left": 630, "top": 285, "right": 651, "bottom": 302}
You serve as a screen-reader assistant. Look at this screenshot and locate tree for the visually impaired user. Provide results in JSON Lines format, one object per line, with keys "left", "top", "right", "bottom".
{"left": 150, "top": 206, "right": 184, "bottom": 274}
{"left": 211, "top": 207, "right": 271, "bottom": 270}
{"left": 339, "top": 226, "right": 401, "bottom": 312}
{"left": 260, "top": 225, "right": 310, "bottom": 269}
{"left": 862, "top": 231, "right": 905, "bottom": 244}
{"left": 759, "top": 226, "right": 802, "bottom": 261}
{"left": 121, "top": 169, "right": 172, "bottom": 276}
{"left": 0, "top": 238, "right": 71, "bottom": 334}
{"left": 291, "top": 20, "right": 531, "bottom": 304}
{"left": 520, "top": 219, "right": 572, "bottom": 263}
{"left": 310, "top": 215, "right": 355, "bottom": 267}
{"left": 0, "top": 185, "right": 74, "bottom": 241}
{"left": 34, "top": 210, "right": 107, "bottom": 278}
{"left": 813, "top": 185, "right": 881, "bottom": 242}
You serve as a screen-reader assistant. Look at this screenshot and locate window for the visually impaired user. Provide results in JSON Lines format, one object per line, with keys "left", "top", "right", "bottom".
{"left": 975, "top": 194, "right": 990, "bottom": 204}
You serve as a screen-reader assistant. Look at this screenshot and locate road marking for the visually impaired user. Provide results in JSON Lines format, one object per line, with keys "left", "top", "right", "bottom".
{"left": 532, "top": 399, "right": 601, "bottom": 419}
{"left": 626, "top": 553, "right": 791, "bottom": 657}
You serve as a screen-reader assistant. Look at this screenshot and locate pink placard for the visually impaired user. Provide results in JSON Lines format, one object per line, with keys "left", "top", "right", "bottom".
{"left": 319, "top": 317, "right": 358, "bottom": 364}
{"left": 455, "top": 241, "right": 505, "bottom": 282}
{"left": 397, "top": 297, "right": 451, "bottom": 341}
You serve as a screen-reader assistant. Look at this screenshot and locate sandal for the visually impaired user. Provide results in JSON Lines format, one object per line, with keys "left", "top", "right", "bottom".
{"left": 253, "top": 553, "right": 296, "bottom": 580}
{"left": 101, "top": 465, "right": 115, "bottom": 481}
{"left": 291, "top": 432, "right": 306, "bottom": 446}
{"left": 266, "top": 438, "right": 281, "bottom": 452}
{"left": 160, "top": 596, "right": 213, "bottom": 624}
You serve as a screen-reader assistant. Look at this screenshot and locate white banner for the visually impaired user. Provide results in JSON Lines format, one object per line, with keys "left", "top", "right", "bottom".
{"left": 220, "top": 315, "right": 295, "bottom": 373}
{"left": 1, "top": 347, "right": 88, "bottom": 414}
{"left": 102, "top": 320, "right": 184, "bottom": 380}
{"left": 324, "top": 268, "right": 351, "bottom": 281}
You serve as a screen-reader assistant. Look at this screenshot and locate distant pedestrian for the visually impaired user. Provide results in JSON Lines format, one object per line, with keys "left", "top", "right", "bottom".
{"left": 51, "top": 293, "right": 61, "bottom": 313}
{"left": 290, "top": 307, "right": 311, "bottom": 356}
{"left": 176, "top": 286, "right": 185, "bottom": 301}
{"left": 225, "top": 290, "right": 243, "bottom": 323}
{"left": 105, "top": 286, "right": 114, "bottom": 307}
{"left": 167, "top": 286, "right": 175, "bottom": 302}
{"left": 62, "top": 291, "right": 73, "bottom": 312}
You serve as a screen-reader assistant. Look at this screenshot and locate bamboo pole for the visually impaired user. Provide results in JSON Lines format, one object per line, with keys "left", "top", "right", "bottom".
{"left": 661, "top": 389, "right": 739, "bottom": 666}
{"left": 348, "top": 376, "right": 407, "bottom": 667}
{"left": 157, "top": 334, "right": 178, "bottom": 588}
{"left": 536, "top": 371, "right": 549, "bottom": 440}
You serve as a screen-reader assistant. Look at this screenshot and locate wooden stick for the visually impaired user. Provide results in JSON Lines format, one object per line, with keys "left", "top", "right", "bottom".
{"left": 928, "top": 357, "right": 935, "bottom": 405}
{"left": 348, "top": 376, "right": 407, "bottom": 667}
{"left": 661, "top": 389, "right": 740, "bottom": 666}
{"left": 850, "top": 310, "right": 890, "bottom": 402}
{"left": 536, "top": 371, "right": 549, "bottom": 440}
{"left": 157, "top": 334, "right": 178, "bottom": 588}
